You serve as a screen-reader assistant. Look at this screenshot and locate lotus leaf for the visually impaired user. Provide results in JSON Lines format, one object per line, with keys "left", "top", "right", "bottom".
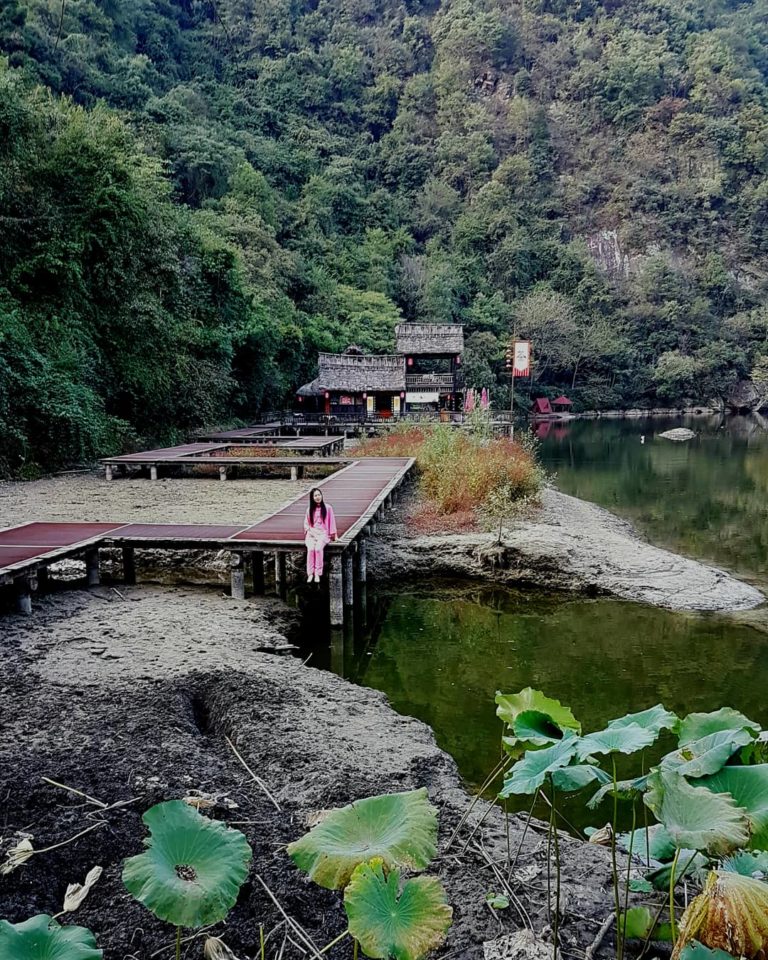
{"left": 576, "top": 723, "right": 657, "bottom": 760}
{"left": 699, "top": 766, "right": 768, "bottom": 851}
{"left": 617, "top": 824, "right": 677, "bottom": 863}
{"left": 662, "top": 729, "right": 755, "bottom": 779}
{"left": 622, "top": 906, "right": 654, "bottom": 939}
{"left": 672, "top": 871, "right": 768, "bottom": 960}
{"left": 122, "top": 800, "right": 252, "bottom": 928}
{"left": 588, "top": 774, "right": 649, "bottom": 810}
{"left": 513, "top": 710, "right": 565, "bottom": 745}
{"left": 721, "top": 851, "right": 768, "bottom": 878}
{"left": 495, "top": 689, "right": 580, "bottom": 733}
{"left": 677, "top": 944, "right": 735, "bottom": 960}
{"left": 678, "top": 709, "right": 760, "bottom": 747}
{"left": 608, "top": 705, "right": 679, "bottom": 738}
{"left": 499, "top": 732, "right": 579, "bottom": 798}
{"left": 0, "top": 914, "right": 102, "bottom": 960}
{"left": 647, "top": 851, "right": 709, "bottom": 891}
{"left": 644, "top": 770, "right": 750, "bottom": 856}
{"left": 344, "top": 861, "right": 452, "bottom": 960}
{"left": 550, "top": 764, "right": 611, "bottom": 793}
{"left": 287, "top": 789, "right": 437, "bottom": 890}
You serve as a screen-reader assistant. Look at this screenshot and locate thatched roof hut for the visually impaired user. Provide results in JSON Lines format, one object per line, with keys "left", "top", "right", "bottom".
{"left": 395, "top": 323, "right": 464, "bottom": 356}
{"left": 297, "top": 352, "right": 406, "bottom": 396}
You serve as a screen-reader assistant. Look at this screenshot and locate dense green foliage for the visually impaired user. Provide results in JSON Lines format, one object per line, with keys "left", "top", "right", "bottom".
{"left": 3, "top": 0, "right": 768, "bottom": 471}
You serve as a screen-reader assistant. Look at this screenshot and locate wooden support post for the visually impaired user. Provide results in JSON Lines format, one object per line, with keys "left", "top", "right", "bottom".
{"left": 15, "top": 576, "right": 33, "bottom": 615}
{"left": 297, "top": 464, "right": 305, "bottom": 480}
{"left": 356, "top": 537, "right": 367, "bottom": 584}
{"left": 219, "top": 466, "right": 228, "bottom": 482}
{"left": 150, "top": 464, "right": 158, "bottom": 481}
{"left": 231, "top": 551, "right": 245, "bottom": 600}
{"left": 105, "top": 464, "right": 113, "bottom": 481}
{"left": 85, "top": 548, "right": 100, "bottom": 586}
{"left": 343, "top": 551, "right": 354, "bottom": 606}
{"left": 291, "top": 466, "right": 298, "bottom": 482}
{"left": 37, "top": 566, "right": 49, "bottom": 593}
{"left": 252, "top": 551, "right": 265, "bottom": 594}
{"left": 122, "top": 547, "right": 136, "bottom": 585}
{"left": 329, "top": 552, "right": 343, "bottom": 626}
{"left": 274, "top": 552, "right": 286, "bottom": 593}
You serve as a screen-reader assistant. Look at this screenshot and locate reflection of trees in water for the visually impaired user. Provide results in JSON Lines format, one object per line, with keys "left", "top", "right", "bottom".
{"left": 358, "top": 590, "right": 768, "bottom": 824}
{"left": 538, "top": 418, "right": 768, "bottom": 587}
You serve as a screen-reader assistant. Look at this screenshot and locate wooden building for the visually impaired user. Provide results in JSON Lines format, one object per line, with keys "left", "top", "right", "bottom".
{"left": 296, "top": 324, "right": 464, "bottom": 419}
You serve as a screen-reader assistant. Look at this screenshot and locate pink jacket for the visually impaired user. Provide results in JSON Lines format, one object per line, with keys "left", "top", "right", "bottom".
{"left": 304, "top": 504, "right": 337, "bottom": 539}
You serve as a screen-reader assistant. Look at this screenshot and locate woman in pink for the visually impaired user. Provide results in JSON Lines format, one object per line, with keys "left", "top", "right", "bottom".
{"left": 304, "top": 487, "right": 338, "bottom": 582}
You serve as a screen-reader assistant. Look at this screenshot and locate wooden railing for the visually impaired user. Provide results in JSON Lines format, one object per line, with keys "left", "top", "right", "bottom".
{"left": 405, "top": 373, "right": 460, "bottom": 391}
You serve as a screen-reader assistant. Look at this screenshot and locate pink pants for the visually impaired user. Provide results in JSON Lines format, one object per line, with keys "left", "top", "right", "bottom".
{"left": 305, "top": 532, "right": 328, "bottom": 577}
{"left": 307, "top": 548, "right": 325, "bottom": 577}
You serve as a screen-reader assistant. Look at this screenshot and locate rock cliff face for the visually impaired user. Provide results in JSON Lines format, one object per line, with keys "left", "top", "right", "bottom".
{"left": 727, "top": 379, "right": 762, "bottom": 412}
{"left": 369, "top": 488, "right": 764, "bottom": 613}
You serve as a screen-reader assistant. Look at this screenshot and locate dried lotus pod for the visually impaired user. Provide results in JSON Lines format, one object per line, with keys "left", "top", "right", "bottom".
{"left": 588, "top": 824, "right": 613, "bottom": 846}
{"left": 672, "top": 870, "right": 768, "bottom": 960}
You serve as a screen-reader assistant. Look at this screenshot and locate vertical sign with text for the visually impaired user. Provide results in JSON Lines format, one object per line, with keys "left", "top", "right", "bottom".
{"left": 512, "top": 340, "right": 531, "bottom": 377}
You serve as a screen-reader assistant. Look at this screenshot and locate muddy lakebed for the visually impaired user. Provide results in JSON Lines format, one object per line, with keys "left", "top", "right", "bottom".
{"left": 0, "top": 448, "right": 766, "bottom": 957}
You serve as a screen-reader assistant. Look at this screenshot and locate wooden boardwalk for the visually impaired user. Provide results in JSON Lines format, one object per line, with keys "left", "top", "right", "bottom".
{"left": 102, "top": 436, "right": 345, "bottom": 479}
{"left": 0, "top": 458, "right": 413, "bottom": 624}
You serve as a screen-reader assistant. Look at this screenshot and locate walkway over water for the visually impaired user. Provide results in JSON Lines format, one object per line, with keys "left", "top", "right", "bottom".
{"left": 0, "top": 457, "right": 414, "bottom": 624}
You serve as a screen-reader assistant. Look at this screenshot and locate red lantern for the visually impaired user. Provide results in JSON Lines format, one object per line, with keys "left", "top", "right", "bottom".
{"left": 455, "top": 355, "right": 461, "bottom": 365}
{"left": 324, "top": 391, "right": 330, "bottom": 399}
{"left": 400, "top": 391, "right": 405, "bottom": 398}
{"left": 362, "top": 392, "right": 367, "bottom": 399}
{"left": 407, "top": 357, "right": 413, "bottom": 366}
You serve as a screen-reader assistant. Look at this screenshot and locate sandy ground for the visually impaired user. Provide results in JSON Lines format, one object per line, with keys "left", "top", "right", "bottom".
{"left": 0, "top": 472, "right": 313, "bottom": 527}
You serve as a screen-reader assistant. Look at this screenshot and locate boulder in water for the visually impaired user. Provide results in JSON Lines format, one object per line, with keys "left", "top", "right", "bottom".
{"left": 727, "top": 379, "right": 761, "bottom": 412}
{"left": 659, "top": 428, "right": 696, "bottom": 441}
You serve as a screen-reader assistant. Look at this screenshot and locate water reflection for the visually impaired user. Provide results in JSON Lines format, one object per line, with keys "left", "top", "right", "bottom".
{"left": 536, "top": 414, "right": 768, "bottom": 591}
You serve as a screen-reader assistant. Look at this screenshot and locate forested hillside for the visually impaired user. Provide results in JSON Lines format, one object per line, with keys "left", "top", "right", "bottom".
{"left": 3, "top": 0, "right": 768, "bottom": 472}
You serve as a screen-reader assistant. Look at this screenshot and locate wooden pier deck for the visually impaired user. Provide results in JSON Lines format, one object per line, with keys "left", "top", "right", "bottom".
{"left": 101, "top": 436, "right": 346, "bottom": 479}
{"left": 0, "top": 457, "right": 413, "bottom": 624}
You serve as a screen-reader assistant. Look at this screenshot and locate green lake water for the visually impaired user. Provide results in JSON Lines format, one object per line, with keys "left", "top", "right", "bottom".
{"left": 303, "top": 415, "right": 768, "bottom": 817}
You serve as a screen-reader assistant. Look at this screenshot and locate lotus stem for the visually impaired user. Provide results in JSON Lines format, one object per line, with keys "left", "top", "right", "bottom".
{"left": 260, "top": 925, "right": 265, "bottom": 960}
{"left": 669, "top": 847, "right": 682, "bottom": 942}
{"left": 622, "top": 804, "right": 637, "bottom": 945}
{"left": 353, "top": 939, "right": 359, "bottom": 960}
{"left": 641, "top": 752, "right": 650, "bottom": 867}
{"left": 319, "top": 930, "right": 349, "bottom": 955}
{"left": 611, "top": 756, "right": 622, "bottom": 960}
{"left": 549, "top": 777, "right": 561, "bottom": 960}
{"left": 504, "top": 799, "right": 511, "bottom": 871}
{"left": 175, "top": 927, "right": 181, "bottom": 960}
{"left": 509, "top": 788, "right": 539, "bottom": 879}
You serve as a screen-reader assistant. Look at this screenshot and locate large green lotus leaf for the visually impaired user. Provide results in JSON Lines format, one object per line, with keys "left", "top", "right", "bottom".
{"left": 608, "top": 705, "right": 680, "bottom": 738}
{"left": 287, "top": 789, "right": 437, "bottom": 890}
{"left": 588, "top": 773, "right": 649, "bottom": 810}
{"left": 495, "top": 689, "right": 580, "bottom": 733}
{"left": 550, "top": 764, "right": 611, "bottom": 794}
{"left": 0, "top": 914, "right": 102, "bottom": 960}
{"left": 678, "top": 709, "right": 760, "bottom": 747}
{"left": 673, "top": 871, "right": 768, "bottom": 960}
{"left": 576, "top": 723, "right": 657, "bottom": 760}
{"left": 499, "top": 733, "right": 579, "bottom": 798}
{"left": 699, "top": 766, "right": 768, "bottom": 850}
{"left": 662, "top": 729, "right": 755, "bottom": 779}
{"left": 721, "top": 851, "right": 768, "bottom": 878}
{"left": 344, "top": 861, "right": 452, "bottom": 960}
{"left": 617, "top": 824, "right": 677, "bottom": 862}
{"left": 122, "top": 800, "right": 252, "bottom": 928}
{"left": 644, "top": 770, "right": 750, "bottom": 856}
{"left": 513, "top": 710, "right": 564, "bottom": 745}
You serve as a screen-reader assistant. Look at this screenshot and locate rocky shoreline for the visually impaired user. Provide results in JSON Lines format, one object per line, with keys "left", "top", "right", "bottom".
{"left": 369, "top": 488, "right": 764, "bottom": 614}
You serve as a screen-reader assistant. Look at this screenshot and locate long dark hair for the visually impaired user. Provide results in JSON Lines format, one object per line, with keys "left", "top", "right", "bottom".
{"left": 308, "top": 488, "right": 327, "bottom": 522}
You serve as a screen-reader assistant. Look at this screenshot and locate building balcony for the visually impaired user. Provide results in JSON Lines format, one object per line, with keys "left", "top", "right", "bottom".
{"left": 406, "top": 373, "right": 463, "bottom": 392}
